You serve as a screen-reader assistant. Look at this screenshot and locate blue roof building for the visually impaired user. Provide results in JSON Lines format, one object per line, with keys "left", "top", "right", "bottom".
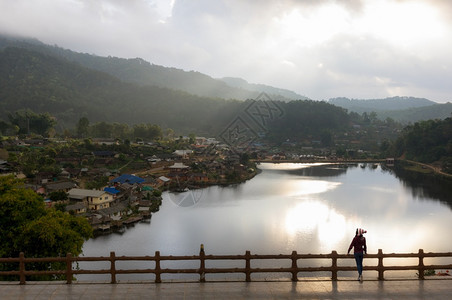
{"left": 110, "top": 174, "right": 145, "bottom": 185}
{"left": 104, "top": 187, "right": 120, "bottom": 194}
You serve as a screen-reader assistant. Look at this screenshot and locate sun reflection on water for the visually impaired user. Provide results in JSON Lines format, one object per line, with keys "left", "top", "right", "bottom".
{"left": 286, "top": 179, "right": 341, "bottom": 196}
{"left": 285, "top": 201, "right": 347, "bottom": 250}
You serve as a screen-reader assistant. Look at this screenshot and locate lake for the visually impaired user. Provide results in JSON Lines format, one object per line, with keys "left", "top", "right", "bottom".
{"left": 80, "top": 162, "right": 452, "bottom": 280}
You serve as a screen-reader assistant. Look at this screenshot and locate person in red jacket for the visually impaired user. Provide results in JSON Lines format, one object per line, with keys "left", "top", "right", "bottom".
{"left": 348, "top": 228, "right": 367, "bottom": 282}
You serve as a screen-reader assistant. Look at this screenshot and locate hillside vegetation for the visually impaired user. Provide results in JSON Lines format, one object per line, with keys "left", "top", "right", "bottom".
{"left": 329, "top": 97, "right": 452, "bottom": 123}
{"left": 392, "top": 118, "right": 452, "bottom": 165}
{"left": 0, "top": 35, "right": 301, "bottom": 101}
{"left": 1, "top": 34, "right": 450, "bottom": 165}
{"left": 0, "top": 43, "right": 348, "bottom": 141}
{"left": 0, "top": 46, "right": 242, "bottom": 134}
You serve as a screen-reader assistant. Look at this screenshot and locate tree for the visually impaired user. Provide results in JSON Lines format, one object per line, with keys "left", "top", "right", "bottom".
{"left": 90, "top": 121, "right": 113, "bottom": 138}
{"left": 0, "top": 176, "right": 92, "bottom": 279}
{"left": 320, "top": 130, "right": 333, "bottom": 147}
{"left": 48, "top": 191, "right": 68, "bottom": 202}
{"left": 189, "top": 133, "right": 196, "bottom": 144}
{"left": 133, "top": 123, "right": 163, "bottom": 141}
{"left": 76, "top": 117, "right": 89, "bottom": 138}
{"left": 111, "top": 122, "right": 130, "bottom": 139}
{"left": 8, "top": 110, "right": 56, "bottom": 136}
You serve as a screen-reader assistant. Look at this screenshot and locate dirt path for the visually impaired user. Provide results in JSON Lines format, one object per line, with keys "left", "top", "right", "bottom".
{"left": 405, "top": 160, "right": 452, "bottom": 177}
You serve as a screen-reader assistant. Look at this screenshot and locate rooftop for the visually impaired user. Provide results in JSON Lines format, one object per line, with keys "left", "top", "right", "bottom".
{"left": 111, "top": 174, "right": 145, "bottom": 185}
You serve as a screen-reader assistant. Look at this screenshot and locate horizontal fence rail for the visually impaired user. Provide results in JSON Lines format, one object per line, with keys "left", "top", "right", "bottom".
{"left": 1, "top": 247, "right": 451, "bottom": 284}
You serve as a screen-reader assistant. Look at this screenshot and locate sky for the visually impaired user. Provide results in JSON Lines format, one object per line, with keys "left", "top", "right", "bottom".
{"left": 1, "top": 0, "right": 452, "bottom": 103}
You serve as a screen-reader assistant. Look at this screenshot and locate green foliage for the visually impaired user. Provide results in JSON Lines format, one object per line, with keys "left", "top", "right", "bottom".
{"left": 85, "top": 176, "right": 109, "bottom": 190}
{"left": 393, "top": 118, "right": 452, "bottom": 164}
{"left": 20, "top": 209, "right": 92, "bottom": 257}
{"left": 0, "top": 176, "right": 92, "bottom": 280}
{"left": 133, "top": 123, "right": 162, "bottom": 140}
{"left": 9, "top": 147, "right": 60, "bottom": 177}
{"left": 76, "top": 117, "right": 89, "bottom": 138}
{"left": 48, "top": 191, "right": 68, "bottom": 202}
{"left": 0, "top": 176, "right": 92, "bottom": 256}
{"left": 417, "top": 269, "right": 436, "bottom": 278}
{"left": 152, "top": 189, "right": 162, "bottom": 197}
{"left": 54, "top": 202, "right": 67, "bottom": 212}
{"left": 8, "top": 110, "right": 55, "bottom": 136}
{"left": 266, "top": 100, "right": 350, "bottom": 143}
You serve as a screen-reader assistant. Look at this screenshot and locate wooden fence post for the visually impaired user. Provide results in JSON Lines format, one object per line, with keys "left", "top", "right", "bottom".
{"left": 331, "top": 251, "right": 338, "bottom": 281}
{"left": 377, "top": 249, "right": 384, "bottom": 280}
{"left": 110, "top": 251, "right": 116, "bottom": 284}
{"left": 291, "top": 251, "right": 298, "bottom": 282}
{"left": 19, "top": 252, "right": 25, "bottom": 285}
{"left": 155, "top": 251, "right": 161, "bottom": 283}
{"left": 418, "top": 249, "right": 425, "bottom": 280}
{"left": 245, "top": 251, "right": 251, "bottom": 282}
{"left": 199, "top": 244, "right": 205, "bottom": 282}
{"left": 66, "top": 253, "right": 73, "bottom": 284}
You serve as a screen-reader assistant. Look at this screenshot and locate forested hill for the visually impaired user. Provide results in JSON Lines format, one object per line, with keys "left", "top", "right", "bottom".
{"left": 219, "top": 77, "right": 309, "bottom": 100}
{"left": 328, "top": 96, "right": 436, "bottom": 112}
{"left": 328, "top": 96, "right": 452, "bottom": 123}
{"left": 0, "top": 35, "right": 303, "bottom": 101}
{"left": 392, "top": 117, "right": 452, "bottom": 169}
{"left": 0, "top": 45, "right": 350, "bottom": 138}
{"left": 0, "top": 46, "right": 242, "bottom": 134}
{"left": 377, "top": 103, "right": 452, "bottom": 123}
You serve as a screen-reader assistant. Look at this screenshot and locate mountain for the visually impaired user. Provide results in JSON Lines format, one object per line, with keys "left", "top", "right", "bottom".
{"left": 0, "top": 35, "right": 303, "bottom": 101}
{"left": 328, "top": 96, "right": 452, "bottom": 123}
{"left": 377, "top": 103, "right": 452, "bottom": 123}
{"left": 0, "top": 40, "right": 349, "bottom": 139}
{"left": 0, "top": 46, "right": 242, "bottom": 134}
{"left": 328, "top": 96, "right": 436, "bottom": 113}
{"left": 220, "top": 77, "right": 309, "bottom": 100}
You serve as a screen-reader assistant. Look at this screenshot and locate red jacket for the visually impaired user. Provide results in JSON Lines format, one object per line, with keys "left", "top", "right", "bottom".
{"left": 348, "top": 235, "right": 367, "bottom": 254}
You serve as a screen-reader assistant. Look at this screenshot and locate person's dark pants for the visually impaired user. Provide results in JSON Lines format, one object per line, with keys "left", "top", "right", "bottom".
{"left": 354, "top": 252, "right": 364, "bottom": 275}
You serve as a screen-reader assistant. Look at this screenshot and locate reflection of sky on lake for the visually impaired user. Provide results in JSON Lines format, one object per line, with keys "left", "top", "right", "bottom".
{"left": 83, "top": 163, "right": 452, "bottom": 260}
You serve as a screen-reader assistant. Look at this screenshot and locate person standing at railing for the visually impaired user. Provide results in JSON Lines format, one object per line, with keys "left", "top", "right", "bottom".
{"left": 348, "top": 228, "right": 367, "bottom": 282}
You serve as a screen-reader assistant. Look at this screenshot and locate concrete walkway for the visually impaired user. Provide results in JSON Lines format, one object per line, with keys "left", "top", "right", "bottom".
{"left": 1, "top": 279, "right": 452, "bottom": 299}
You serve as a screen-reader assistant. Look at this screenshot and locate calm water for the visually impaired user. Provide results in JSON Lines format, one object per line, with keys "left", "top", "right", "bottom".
{"left": 80, "top": 163, "right": 452, "bottom": 280}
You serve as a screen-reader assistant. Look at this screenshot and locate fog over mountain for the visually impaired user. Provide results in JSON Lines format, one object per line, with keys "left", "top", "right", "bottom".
{"left": 1, "top": 1, "right": 452, "bottom": 103}
{"left": 1, "top": 34, "right": 450, "bottom": 131}
{"left": 328, "top": 97, "right": 436, "bottom": 113}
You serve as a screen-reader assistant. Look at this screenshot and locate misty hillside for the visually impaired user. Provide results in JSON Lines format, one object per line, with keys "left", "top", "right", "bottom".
{"left": 0, "top": 46, "right": 243, "bottom": 134}
{"left": 328, "top": 96, "right": 452, "bottom": 123}
{"left": 328, "top": 96, "right": 436, "bottom": 112}
{"left": 220, "top": 77, "right": 309, "bottom": 100}
{"left": 0, "top": 35, "right": 302, "bottom": 101}
{"left": 0, "top": 43, "right": 350, "bottom": 139}
{"left": 377, "top": 103, "right": 452, "bottom": 123}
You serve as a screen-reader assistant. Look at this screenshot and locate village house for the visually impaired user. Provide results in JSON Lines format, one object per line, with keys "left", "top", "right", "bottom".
{"left": 157, "top": 176, "right": 171, "bottom": 187}
{"left": 68, "top": 188, "right": 113, "bottom": 211}
{"left": 173, "top": 150, "right": 193, "bottom": 159}
{"left": 168, "top": 162, "right": 190, "bottom": 172}
{"left": 97, "top": 202, "right": 129, "bottom": 221}
{"left": 0, "top": 160, "right": 10, "bottom": 173}
{"left": 65, "top": 202, "right": 87, "bottom": 215}
{"left": 110, "top": 174, "right": 145, "bottom": 185}
{"left": 190, "top": 173, "right": 209, "bottom": 183}
{"left": 46, "top": 181, "right": 77, "bottom": 194}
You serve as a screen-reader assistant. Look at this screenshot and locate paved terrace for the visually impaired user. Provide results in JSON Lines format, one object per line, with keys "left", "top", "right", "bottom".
{"left": 1, "top": 278, "right": 452, "bottom": 299}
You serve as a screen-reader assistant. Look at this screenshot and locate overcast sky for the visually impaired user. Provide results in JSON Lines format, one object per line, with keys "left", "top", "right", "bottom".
{"left": 1, "top": 0, "right": 452, "bottom": 103}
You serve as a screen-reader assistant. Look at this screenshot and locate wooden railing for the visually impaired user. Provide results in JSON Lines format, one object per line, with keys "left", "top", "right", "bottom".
{"left": 1, "top": 246, "right": 451, "bottom": 284}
